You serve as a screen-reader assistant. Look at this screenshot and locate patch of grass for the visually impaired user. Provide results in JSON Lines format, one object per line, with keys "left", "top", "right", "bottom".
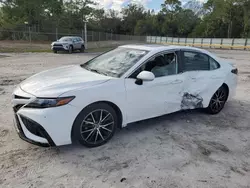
{"left": 0, "top": 48, "right": 51, "bottom": 53}
{"left": 0, "top": 55, "right": 9, "bottom": 58}
{"left": 0, "top": 47, "right": 114, "bottom": 53}
{"left": 86, "top": 47, "right": 114, "bottom": 53}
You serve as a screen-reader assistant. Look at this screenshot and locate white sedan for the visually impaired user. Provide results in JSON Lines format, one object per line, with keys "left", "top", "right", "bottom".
{"left": 12, "top": 45, "right": 238, "bottom": 147}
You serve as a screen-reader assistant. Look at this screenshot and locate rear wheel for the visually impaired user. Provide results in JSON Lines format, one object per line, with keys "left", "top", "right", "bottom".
{"left": 53, "top": 50, "right": 57, "bottom": 53}
{"left": 80, "top": 45, "right": 85, "bottom": 53}
{"left": 73, "top": 103, "right": 117, "bottom": 147}
{"left": 206, "top": 86, "right": 228, "bottom": 114}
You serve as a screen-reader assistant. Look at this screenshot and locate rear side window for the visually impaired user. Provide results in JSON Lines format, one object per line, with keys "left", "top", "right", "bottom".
{"left": 210, "top": 57, "right": 220, "bottom": 70}
{"left": 183, "top": 51, "right": 209, "bottom": 71}
{"left": 183, "top": 51, "right": 220, "bottom": 71}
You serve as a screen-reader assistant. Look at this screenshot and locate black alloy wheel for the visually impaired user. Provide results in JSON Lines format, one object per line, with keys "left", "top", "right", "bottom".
{"left": 73, "top": 103, "right": 117, "bottom": 147}
{"left": 207, "top": 86, "right": 228, "bottom": 114}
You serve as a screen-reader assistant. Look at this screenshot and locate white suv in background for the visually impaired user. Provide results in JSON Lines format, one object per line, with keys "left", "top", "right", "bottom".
{"left": 51, "top": 36, "right": 85, "bottom": 54}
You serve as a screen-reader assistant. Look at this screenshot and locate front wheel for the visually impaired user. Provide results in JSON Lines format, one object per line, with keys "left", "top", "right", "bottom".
{"left": 206, "top": 86, "right": 228, "bottom": 114}
{"left": 73, "top": 103, "right": 117, "bottom": 147}
{"left": 68, "top": 45, "right": 73, "bottom": 54}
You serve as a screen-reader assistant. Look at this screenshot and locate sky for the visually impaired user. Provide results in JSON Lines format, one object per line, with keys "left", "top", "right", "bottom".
{"left": 94, "top": 0, "right": 206, "bottom": 11}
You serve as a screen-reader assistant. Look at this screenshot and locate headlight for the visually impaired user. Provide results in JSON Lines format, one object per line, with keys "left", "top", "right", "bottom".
{"left": 25, "top": 96, "right": 75, "bottom": 108}
{"left": 63, "top": 43, "right": 69, "bottom": 48}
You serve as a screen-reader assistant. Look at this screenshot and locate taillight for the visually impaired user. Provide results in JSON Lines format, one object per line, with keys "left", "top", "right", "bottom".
{"left": 231, "top": 68, "right": 238, "bottom": 75}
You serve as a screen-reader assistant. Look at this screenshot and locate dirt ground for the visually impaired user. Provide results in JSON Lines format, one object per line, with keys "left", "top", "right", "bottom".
{"left": 0, "top": 49, "right": 250, "bottom": 188}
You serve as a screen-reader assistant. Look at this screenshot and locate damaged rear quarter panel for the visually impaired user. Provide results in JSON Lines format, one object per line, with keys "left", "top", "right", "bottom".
{"left": 181, "top": 92, "right": 203, "bottom": 110}
{"left": 182, "top": 70, "right": 225, "bottom": 109}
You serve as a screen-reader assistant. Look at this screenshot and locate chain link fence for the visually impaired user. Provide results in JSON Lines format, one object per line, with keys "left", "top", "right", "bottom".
{"left": 147, "top": 36, "right": 250, "bottom": 50}
{"left": 0, "top": 28, "right": 146, "bottom": 43}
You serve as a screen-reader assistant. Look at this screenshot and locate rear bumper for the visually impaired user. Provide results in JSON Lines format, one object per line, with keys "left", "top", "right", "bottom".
{"left": 227, "top": 74, "right": 237, "bottom": 100}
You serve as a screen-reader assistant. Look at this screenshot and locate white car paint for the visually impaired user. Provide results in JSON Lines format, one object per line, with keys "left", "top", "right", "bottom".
{"left": 20, "top": 65, "right": 113, "bottom": 97}
{"left": 12, "top": 45, "right": 237, "bottom": 146}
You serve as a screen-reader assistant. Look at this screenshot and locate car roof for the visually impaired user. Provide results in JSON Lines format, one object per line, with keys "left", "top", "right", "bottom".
{"left": 61, "top": 36, "right": 81, "bottom": 38}
{"left": 120, "top": 44, "right": 207, "bottom": 53}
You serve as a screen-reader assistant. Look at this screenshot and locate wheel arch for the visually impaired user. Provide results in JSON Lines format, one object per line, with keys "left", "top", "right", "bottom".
{"left": 222, "top": 83, "right": 229, "bottom": 100}
{"left": 70, "top": 101, "right": 123, "bottom": 142}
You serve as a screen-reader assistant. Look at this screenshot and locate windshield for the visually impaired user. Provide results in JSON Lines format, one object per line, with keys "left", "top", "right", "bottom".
{"left": 81, "top": 47, "right": 148, "bottom": 78}
{"left": 59, "top": 37, "right": 73, "bottom": 42}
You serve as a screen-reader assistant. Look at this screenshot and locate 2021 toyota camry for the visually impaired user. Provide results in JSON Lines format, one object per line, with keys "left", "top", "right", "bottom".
{"left": 12, "top": 45, "right": 238, "bottom": 147}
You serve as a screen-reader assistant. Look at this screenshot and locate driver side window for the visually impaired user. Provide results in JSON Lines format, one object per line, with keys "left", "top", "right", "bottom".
{"left": 130, "top": 52, "right": 178, "bottom": 78}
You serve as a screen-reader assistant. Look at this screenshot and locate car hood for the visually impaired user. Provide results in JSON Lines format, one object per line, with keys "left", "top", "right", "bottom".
{"left": 20, "top": 65, "right": 112, "bottom": 97}
{"left": 52, "top": 41, "right": 72, "bottom": 45}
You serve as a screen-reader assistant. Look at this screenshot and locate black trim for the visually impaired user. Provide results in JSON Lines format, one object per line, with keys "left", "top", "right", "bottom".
{"left": 13, "top": 105, "right": 24, "bottom": 113}
{"left": 231, "top": 68, "right": 238, "bottom": 75}
{"left": 175, "top": 50, "right": 182, "bottom": 74}
{"left": 14, "top": 95, "right": 30, "bottom": 99}
{"left": 52, "top": 47, "right": 67, "bottom": 51}
{"left": 14, "top": 114, "right": 55, "bottom": 147}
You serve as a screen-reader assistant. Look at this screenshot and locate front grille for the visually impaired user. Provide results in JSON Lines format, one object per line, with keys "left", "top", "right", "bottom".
{"left": 14, "top": 95, "right": 30, "bottom": 99}
{"left": 13, "top": 104, "right": 24, "bottom": 113}
{"left": 53, "top": 44, "right": 63, "bottom": 47}
{"left": 20, "top": 115, "right": 46, "bottom": 138}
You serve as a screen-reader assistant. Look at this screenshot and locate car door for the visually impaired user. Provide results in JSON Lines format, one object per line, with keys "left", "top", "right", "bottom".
{"left": 180, "top": 50, "right": 225, "bottom": 109}
{"left": 72, "top": 38, "right": 79, "bottom": 49}
{"left": 76, "top": 37, "right": 83, "bottom": 49}
{"left": 124, "top": 51, "right": 185, "bottom": 123}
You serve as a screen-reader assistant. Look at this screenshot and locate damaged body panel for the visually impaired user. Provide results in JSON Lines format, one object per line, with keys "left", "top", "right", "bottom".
{"left": 181, "top": 92, "right": 203, "bottom": 110}
{"left": 181, "top": 69, "right": 226, "bottom": 109}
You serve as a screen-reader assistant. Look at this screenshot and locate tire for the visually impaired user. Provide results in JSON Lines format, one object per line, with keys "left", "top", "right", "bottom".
{"left": 68, "top": 45, "right": 73, "bottom": 54}
{"left": 80, "top": 45, "right": 85, "bottom": 53}
{"left": 53, "top": 50, "right": 57, "bottom": 53}
{"left": 72, "top": 103, "right": 117, "bottom": 147}
{"left": 206, "top": 86, "right": 228, "bottom": 114}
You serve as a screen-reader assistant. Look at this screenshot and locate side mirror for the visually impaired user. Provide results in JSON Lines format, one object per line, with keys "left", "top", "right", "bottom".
{"left": 135, "top": 71, "right": 155, "bottom": 85}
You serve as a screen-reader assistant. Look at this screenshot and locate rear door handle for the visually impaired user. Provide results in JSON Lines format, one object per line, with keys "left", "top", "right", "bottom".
{"left": 153, "top": 79, "right": 183, "bottom": 86}
{"left": 211, "top": 75, "right": 221, "bottom": 79}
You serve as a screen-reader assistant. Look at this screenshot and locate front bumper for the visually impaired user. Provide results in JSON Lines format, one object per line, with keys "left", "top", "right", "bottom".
{"left": 12, "top": 87, "right": 80, "bottom": 146}
{"left": 14, "top": 114, "right": 54, "bottom": 147}
{"left": 13, "top": 104, "right": 80, "bottom": 146}
{"left": 51, "top": 46, "right": 69, "bottom": 51}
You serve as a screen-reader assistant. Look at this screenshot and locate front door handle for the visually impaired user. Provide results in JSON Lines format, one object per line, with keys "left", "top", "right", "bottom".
{"left": 171, "top": 79, "right": 183, "bottom": 84}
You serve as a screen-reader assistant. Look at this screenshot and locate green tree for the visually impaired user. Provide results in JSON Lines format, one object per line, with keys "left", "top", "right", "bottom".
{"left": 121, "top": 4, "right": 147, "bottom": 34}
{"left": 175, "top": 9, "right": 200, "bottom": 37}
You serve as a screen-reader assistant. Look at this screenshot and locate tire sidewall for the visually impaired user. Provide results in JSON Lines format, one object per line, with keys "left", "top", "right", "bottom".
{"left": 73, "top": 103, "right": 117, "bottom": 147}
{"left": 80, "top": 45, "right": 85, "bottom": 52}
{"left": 207, "top": 86, "right": 228, "bottom": 114}
{"left": 69, "top": 46, "right": 73, "bottom": 54}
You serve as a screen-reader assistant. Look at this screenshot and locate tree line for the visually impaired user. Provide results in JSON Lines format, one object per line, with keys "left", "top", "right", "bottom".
{"left": 0, "top": 0, "right": 250, "bottom": 39}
